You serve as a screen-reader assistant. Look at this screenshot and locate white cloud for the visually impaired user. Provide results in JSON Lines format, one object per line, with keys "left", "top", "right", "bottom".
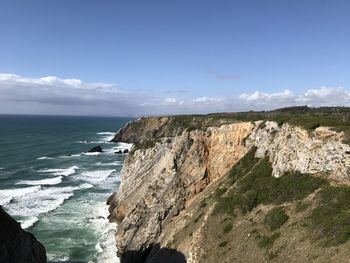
{"left": 0, "top": 73, "right": 143, "bottom": 116}
{"left": 239, "top": 90, "right": 294, "bottom": 102}
{"left": 0, "top": 73, "right": 349, "bottom": 116}
{"left": 239, "top": 87, "right": 350, "bottom": 110}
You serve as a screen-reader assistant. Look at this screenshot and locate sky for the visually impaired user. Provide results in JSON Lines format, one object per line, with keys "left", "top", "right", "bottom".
{"left": 0, "top": 0, "right": 349, "bottom": 116}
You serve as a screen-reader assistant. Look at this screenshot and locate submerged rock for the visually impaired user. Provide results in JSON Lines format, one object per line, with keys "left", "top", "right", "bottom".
{"left": 88, "top": 145, "right": 103, "bottom": 153}
{"left": 0, "top": 206, "right": 46, "bottom": 263}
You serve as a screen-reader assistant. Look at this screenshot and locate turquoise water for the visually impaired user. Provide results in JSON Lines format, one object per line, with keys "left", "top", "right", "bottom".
{"left": 0, "top": 115, "right": 132, "bottom": 262}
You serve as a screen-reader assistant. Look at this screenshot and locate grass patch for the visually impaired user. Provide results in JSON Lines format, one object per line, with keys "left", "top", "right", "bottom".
{"left": 214, "top": 156, "right": 326, "bottom": 217}
{"left": 237, "top": 159, "right": 326, "bottom": 206}
{"left": 309, "top": 186, "right": 350, "bottom": 246}
{"left": 213, "top": 193, "right": 241, "bottom": 216}
{"left": 229, "top": 147, "right": 259, "bottom": 184}
{"left": 264, "top": 207, "right": 289, "bottom": 231}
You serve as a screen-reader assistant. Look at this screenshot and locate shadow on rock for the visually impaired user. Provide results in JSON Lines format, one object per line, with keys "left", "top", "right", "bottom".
{"left": 0, "top": 206, "right": 46, "bottom": 263}
{"left": 122, "top": 244, "right": 186, "bottom": 263}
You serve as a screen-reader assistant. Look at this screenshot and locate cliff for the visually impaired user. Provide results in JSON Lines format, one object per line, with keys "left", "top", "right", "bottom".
{"left": 0, "top": 206, "right": 46, "bottom": 263}
{"left": 108, "top": 108, "right": 350, "bottom": 263}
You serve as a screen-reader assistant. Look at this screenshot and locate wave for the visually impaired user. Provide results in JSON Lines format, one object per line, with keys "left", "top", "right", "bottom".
{"left": 78, "top": 170, "right": 116, "bottom": 184}
{"left": 39, "top": 166, "right": 79, "bottom": 176}
{"left": 3, "top": 183, "right": 93, "bottom": 230}
{"left": 0, "top": 185, "right": 41, "bottom": 206}
{"left": 21, "top": 216, "right": 39, "bottom": 229}
{"left": 84, "top": 152, "right": 101, "bottom": 156}
{"left": 16, "top": 176, "right": 63, "bottom": 186}
{"left": 97, "top": 132, "right": 115, "bottom": 142}
{"left": 96, "top": 161, "right": 123, "bottom": 166}
{"left": 90, "top": 202, "right": 119, "bottom": 263}
{"left": 37, "top": 156, "right": 53, "bottom": 160}
{"left": 97, "top": 132, "right": 115, "bottom": 135}
{"left": 114, "top": 142, "right": 133, "bottom": 152}
{"left": 78, "top": 183, "right": 94, "bottom": 190}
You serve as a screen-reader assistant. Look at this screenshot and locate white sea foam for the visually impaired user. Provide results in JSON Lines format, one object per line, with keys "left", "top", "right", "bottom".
{"left": 78, "top": 170, "right": 115, "bottom": 184}
{"left": 3, "top": 183, "right": 93, "bottom": 229}
{"left": 84, "top": 152, "right": 101, "bottom": 156}
{"left": 77, "top": 140, "right": 89, "bottom": 144}
{"left": 21, "top": 216, "right": 39, "bottom": 229}
{"left": 97, "top": 132, "right": 115, "bottom": 135}
{"left": 96, "top": 161, "right": 123, "bottom": 167}
{"left": 37, "top": 156, "right": 53, "bottom": 160}
{"left": 78, "top": 183, "right": 94, "bottom": 189}
{"left": 90, "top": 202, "right": 119, "bottom": 263}
{"left": 114, "top": 142, "right": 132, "bottom": 150}
{"left": 39, "top": 166, "right": 79, "bottom": 176}
{"left": 16, "top": 176, "right": 63, "bottom": 186}
{"left": 97, "top": 132, "right": 116, "bottom": 142}
{"left": 0, "top": 185, "right": 41, "bottom": 206}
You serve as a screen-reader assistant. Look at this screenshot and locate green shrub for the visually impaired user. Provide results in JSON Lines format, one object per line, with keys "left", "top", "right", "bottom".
{"left": 229, "top": 147, "right": 259, "bottom": 184}
{"left": 214, "top": 193, "right": 241, "bottom": 216}
{"left": 214, "top": 155, "right": 325, "bottom": 216}
{"left": 264, "top": 207, "right": 289, "bottom": 231}
{"left": 237, "top": 159, "right": 326, "bottom": 206}
{"left": 309, "top": 186, "right": 350, "bottom": 246}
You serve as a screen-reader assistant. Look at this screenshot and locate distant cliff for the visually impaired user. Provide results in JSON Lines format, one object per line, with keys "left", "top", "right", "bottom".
{"left": 109, "top": 107, "right": 350, "bottom": 263}
{"left": 0, "top": 206, "right": 46, "bottom": 263}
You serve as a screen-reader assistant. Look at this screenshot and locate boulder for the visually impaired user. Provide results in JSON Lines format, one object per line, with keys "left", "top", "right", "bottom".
{"left": 88, "top": 146, "right": 103, "bottom": 153}
{"left": 123, "top": 149, "right": 129, "bottom": 154}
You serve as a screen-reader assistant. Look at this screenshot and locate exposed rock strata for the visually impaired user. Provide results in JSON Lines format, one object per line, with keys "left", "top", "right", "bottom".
{"left": 246, "top": 121, "right": 350, "bottom": 184}
{"left": 108, "top": 118, "right": 350, "bottom": 262}
{"left": 0, "top": 206, "right": 46, "bottom": 263}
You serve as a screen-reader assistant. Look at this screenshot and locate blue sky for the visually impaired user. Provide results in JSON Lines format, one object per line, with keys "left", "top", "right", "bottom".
{"left": 0, "top": 0, "right": 349, "bottom": 116}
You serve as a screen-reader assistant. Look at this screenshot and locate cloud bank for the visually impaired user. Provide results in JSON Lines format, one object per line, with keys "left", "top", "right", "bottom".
{"left": 0, "top": 73, "right": 349, "bottom": 116}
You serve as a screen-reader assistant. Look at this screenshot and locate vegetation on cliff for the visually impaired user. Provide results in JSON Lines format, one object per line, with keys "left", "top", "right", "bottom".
{"left": 164, "top": 143, "right": 350, "bottom": 261}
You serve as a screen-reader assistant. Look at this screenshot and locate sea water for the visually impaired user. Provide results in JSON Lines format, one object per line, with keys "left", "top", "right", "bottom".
{"left": 0, "top": 115, "right": 133, "bottom": 262}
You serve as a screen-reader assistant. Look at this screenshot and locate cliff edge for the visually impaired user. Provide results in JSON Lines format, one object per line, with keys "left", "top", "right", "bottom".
{"left": 109, "top": 108, "right": 350, "bottom": 263}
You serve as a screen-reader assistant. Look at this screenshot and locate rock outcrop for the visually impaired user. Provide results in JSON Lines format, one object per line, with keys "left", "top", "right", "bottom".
{"left": 0, "top": 206, "right": 46, "bottom": 263}
{"left": 88, "top": 145, "right": 103, "bottom": 152}
{"left": 108, "top": 116, "right": 350, "bottom": 263}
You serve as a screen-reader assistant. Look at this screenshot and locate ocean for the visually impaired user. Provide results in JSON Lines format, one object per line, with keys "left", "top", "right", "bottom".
{"left": 0, "top": 115, "right": 133, "bottom": 262}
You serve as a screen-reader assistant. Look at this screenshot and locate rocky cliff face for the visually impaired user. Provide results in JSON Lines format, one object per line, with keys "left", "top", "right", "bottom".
{"left": 108, "top": 117, "right": 350, "bottom": 263}
{"left": 0, "top": 206, "right": 46, "bottom": 263}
